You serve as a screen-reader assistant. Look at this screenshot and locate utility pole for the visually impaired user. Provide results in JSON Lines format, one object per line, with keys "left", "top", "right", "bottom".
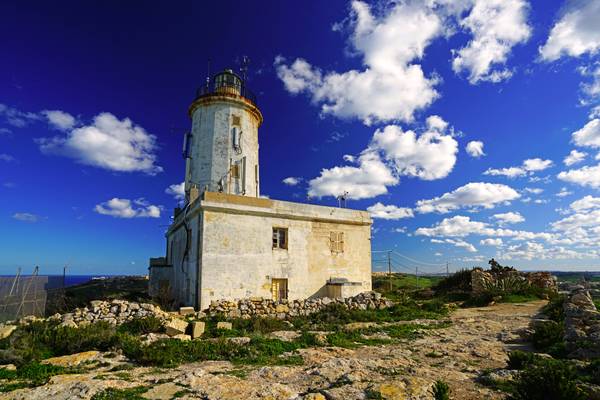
{"left": 415, "top": 266, "right": 419, "bottom": 289}
{"left": 387, "top": 251, "right": 392, "bottom": 292}
{"left": 446, "top": 262, "right": 449, "bottom": 277}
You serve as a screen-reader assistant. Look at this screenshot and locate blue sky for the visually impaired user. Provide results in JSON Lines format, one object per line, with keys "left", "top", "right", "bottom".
{"left": 1, "top": 0, "right": 600, "bottom": 275}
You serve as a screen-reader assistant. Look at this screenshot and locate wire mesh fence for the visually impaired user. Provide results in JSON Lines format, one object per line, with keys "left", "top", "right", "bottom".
{"left": 0, "top": 275, "right": 49, "bottom": 322}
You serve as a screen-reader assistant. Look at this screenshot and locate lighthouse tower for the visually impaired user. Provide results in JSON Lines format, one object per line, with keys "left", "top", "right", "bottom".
{"left": 184, "top": 69, "right": 263, "bottom": 201}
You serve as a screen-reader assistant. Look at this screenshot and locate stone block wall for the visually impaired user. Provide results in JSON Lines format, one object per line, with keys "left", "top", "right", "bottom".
{"left": 471, "top": 269, "right": 556, "bottom": 294}
{"left": 563, "top": 287, "right": 600, "bottom": 359}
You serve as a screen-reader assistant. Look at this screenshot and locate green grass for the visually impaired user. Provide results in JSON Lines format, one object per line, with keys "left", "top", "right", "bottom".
{"left": 91, "top": 385, "right": 150, "bottom": 400}
{"left": 499, "top": 293, "right": 542, "bottom": 303}
{"left": 0, "top": 362, "right": 81, "bottom": 392}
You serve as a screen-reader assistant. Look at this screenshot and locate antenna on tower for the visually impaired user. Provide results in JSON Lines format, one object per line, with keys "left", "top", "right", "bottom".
{"left": 206, "top": 59, "right": 211, "bottom": 89}
{"left": 240, "top": 56, "right": 250, "bottom": 82}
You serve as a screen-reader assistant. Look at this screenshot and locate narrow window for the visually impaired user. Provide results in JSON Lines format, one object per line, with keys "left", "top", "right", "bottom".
{"left": 272, "top": 227, "right": 288, "bottom": 249}
{"left": 330, "top": 231, "right": 344, "bottom": 253}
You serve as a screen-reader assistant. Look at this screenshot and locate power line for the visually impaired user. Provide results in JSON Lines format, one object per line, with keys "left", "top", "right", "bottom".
{"left": 392, "top": 251, "right": 446, "bottom": 267}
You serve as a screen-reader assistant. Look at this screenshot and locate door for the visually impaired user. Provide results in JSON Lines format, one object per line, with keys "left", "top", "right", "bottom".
{"left": 271, "top": 279, "right": 288, "bottom": 301}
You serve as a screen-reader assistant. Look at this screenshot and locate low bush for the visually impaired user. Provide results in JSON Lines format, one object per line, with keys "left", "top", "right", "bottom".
{"left": 531, "top": 321, "right": 564, "bottom": 353}
{"left": 432, "top": 380, "right": 451, "bottom": 400}
{"left": 118, "top": 317, "right": 164, "bottom": 335}
{"left": 434, "top": 269, "right": 473, "bottom": 293}
{"left": 510, "top": 358, "right": 586, "bottom": 400}
{"left": 507, "top": 350, "right": 537, "bottom": 370}
{"left": 543, "top": 295, "right": 566, "bottom": 323}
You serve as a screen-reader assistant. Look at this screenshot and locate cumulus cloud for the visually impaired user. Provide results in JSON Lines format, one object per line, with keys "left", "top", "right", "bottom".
{"left": 434, "top": 238, "right": 477, "bottom": 252}
{"left": 570, "top": 195, "right": 600, "bottom": 212}
{"left": 484, "top": 157, "right": 553, "bottom": 178}
{"left": 12, "top": 212, "right": 43, "bottom": 223}
{"left": 36, "top": 112, "right": 162, "bottom": 175}
{"left": 558, "top": 164, "right": 600, "bottom": 189}
{"left": 369, "top": 117, "right": 458, "bottom": 180}
{"left": 165, "top": 182, "right": 185, "bottom": 201}
{"left": 465, "top": 140, "right": 485, "bottom": 157}
{"left": 564, "top": 149, "right": 587, "bottom": 166}
{"left": 94, "top": 198, "right": 161, "bottom": 218}
{"left": 282, "top": 177, "right": 301, "bottom": 186}
{"left": 451, "top": 0, "right": 531, "bottom": 83}
{"left": 556, "top": 187, "right": 573, "bottom": 197}
{"left": 480, "top": 238, "right": 503, "bottom": 246}
{"left": 367, "top": 202, "right": 414, "bottom": 220}
{"left": 572, "top": 119, "right": 600, "bottom": 148}
{"left": 415, "top": 182, "right": 520, "bottom": 214}
{"left": 539, "top": 0, "right": 600, "bottom": 61}
{"left": 42, "top": 110, "right": 76, "bottom": 131}
{"left": 308, "top": 151, "right": 397, "bottom": 199}
{"left": 492, "top": 211, "right": 525, "bottom": 226}
{"left": 308, "top": 116, "right": 459, "bottom": 199}
{"left": 275, "top": 1, "right": 443, "bottom": 124}
{"left": 524, "top": 187, "right": 543, "bottom": 195}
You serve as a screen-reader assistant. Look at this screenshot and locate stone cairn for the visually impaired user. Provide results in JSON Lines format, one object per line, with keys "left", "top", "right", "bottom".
{"left": 563, "top": 286, "right": 600, "bottom": 359}
{"left": 48, "top": 299, "right": 172, "bottom": 328}
{"left": 205, "top": 291, "right": 393, "bottom": 320}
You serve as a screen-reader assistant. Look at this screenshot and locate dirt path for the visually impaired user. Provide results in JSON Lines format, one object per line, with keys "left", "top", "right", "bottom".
{"left": 2, "top": 301, "right": 546, "bottom": 400}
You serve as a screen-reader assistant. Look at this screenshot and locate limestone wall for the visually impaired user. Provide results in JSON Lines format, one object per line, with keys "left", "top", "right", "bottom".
{"left": 563, "top": 287, "right": 600, "bottom": 359}
{"left": 471, "top": 269, "right": 556, "bottom": 294}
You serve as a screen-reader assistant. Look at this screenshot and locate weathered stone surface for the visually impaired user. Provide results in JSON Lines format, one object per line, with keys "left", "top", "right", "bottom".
{"left": 173, "top": 334, "right": 191, "bottom": 341}
{"left": 267, "top": 330, "right": 301, "bottom": 342}
{"left": 179, "top": 306, "right": 195, "bottom": 316}
{"left": 191, "top": 321, "right": 205, "bottom": 339}
{"left": 165, "top": 319, "right": 188, "bottom": 336}
{"left": 0, "top": 324, "right": 16, "bottom": 339}
{"left": 563, "top": 287, "right": 600, "bottom": 359}
{"left": 216, "top": 321, "right": 233, "bottom": 330}
{"left": 0, "top": 363, "right": 16, "bottom": 371}
{"left": 42, "top": 351, "right": 100, "bottom": 367}
{"left": 142, "top": 382, "right": 181, "bottom": 400}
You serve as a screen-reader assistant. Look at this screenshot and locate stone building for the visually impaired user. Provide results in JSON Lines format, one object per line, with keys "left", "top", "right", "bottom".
{"left": 149, "top": 69, "right": 372, "bottom": 309}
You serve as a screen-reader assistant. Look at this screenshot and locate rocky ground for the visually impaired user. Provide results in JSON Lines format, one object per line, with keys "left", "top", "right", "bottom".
{"left": 0, "top": 300, "right": 545, "bottom": 400}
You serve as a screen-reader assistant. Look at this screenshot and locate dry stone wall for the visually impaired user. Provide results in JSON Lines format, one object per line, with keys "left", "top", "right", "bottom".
{"left": 471, "top": 269, "right": 557, "bottom": 294}
{"left": 205, "top": 291, "right": 393, "bottom": 320}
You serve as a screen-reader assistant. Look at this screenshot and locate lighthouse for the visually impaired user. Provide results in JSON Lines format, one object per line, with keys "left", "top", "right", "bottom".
{"left": 184, "top": 69, "right": 262, "bottom": 201}
{"left": 150, "top": 64, "right": 372, "bottom": 310}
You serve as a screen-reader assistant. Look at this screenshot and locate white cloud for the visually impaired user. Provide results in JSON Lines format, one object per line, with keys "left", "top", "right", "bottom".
{"left": 275, "top": 1, "right": 442, "bottom": 124}
{"left": 524, "top": 187, "right": 543, "bottom": 195}
{"left": 36, "top": 112, "right": 162, "bottom": 175}
{"left": 439, "top": 238, "right": 478, "bottom": 252}
{"left": 282, "top": 177, "right": 301, "bottom": 186}
{"left": 465, "top": 140, "right": 485, "bottom": 157}
{"left": 558, "top": 164, "right": 600, "bottom": 189}
{"left": 572, "top": 119, "right": 600, "bottom": 148}
{"left": 0, "top": 103, "right": 41, "bottom": 127}
{"left": 570, "top": 195, "right": 600, "bottom": 212}
{"left": 308, "top": 116, "right": 459, "bottom": 199}
{"left": 342, "top": 154, "right": 355, "bottom": 163}
{"left": 492, "top": 211, "right": 525, "bottom": 226}
{"left": 12, "top": 212, "right": 43, "bottom": 223}
{"left": 415, "top": 182, "right": 520, "bottom": 214}
{"left": 369, "top": 118, "right": 458, "bottom": 180}
{"left": 42, "top": 110, "right": 76, "bottom": 131}
{"left": 484, "top": 157, "right": 553, "bottom": 178}
{"left": 308, "top": 151, "right": 397, "bottom": 200}
{"left": 165, "top": 182, "right": 185, "bottom": 201}
{"left": 564, "top": 149, "right": 587, "bottom": 166}
{"left": 480, "top": 238, "right": 503, "bottom": 246}
{"left": 556, "top": 187, "right": 573, "bottom": 197}
{"left": 367, "top": 202, "right": 414, "bottom": 220}
{"left": 591, "top": 105, "right": 600, "bottom": 119}
{"left": 539, "top": 0, "right": 600, "bottom": 61}
{"left": 580, "top": 64, "right": 600, "bottom": 100}
{"left": 94, "top": 198, "right": 161, "bottom": 218}
{"left": 451, "top": 0, "right": 531, "bottom": 83}
{"left": 0, "top": 153, "right": 16, "bottom": 162}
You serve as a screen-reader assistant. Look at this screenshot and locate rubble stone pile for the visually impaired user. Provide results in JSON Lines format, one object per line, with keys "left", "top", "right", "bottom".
{"left": 563, "top": 286, "right": 600, "bottom": 359}
{"left": 49, "top": 299, "right": 172, "bottom": 328}
{"left": 205, "top": 291, "right": 393, "bottom": 320}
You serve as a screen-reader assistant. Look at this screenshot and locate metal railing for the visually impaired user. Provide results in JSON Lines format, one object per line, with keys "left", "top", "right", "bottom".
{"left": 195, "top": 79, "right": 257, "bottom": 106}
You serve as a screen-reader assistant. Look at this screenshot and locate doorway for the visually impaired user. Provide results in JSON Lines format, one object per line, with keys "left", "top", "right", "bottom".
{"left": 271, "top": 278, "right": 288, "bottom": 301}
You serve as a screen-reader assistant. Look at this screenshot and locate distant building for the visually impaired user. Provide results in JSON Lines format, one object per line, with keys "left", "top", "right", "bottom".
{"left": 149, "top": 69, "right": 372, "bottom": 309}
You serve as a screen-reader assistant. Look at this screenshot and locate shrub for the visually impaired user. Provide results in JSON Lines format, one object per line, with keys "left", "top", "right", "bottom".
{"left": 507, "top": 350, "right": 537, "bottom": 370}
{"left": 91, "top": 386, "right": 150, "bottom": 400}
{"left": 531, "top": 321, "right": 564, "bottom": 352}
{"left": 543, "top": 295, "right": 566, "bottom": 323}
{"left": 118, "top": 317, "right": 164, "bottom": 335}
{"left": 432, "top": 380, "right": 451, "bottom": 400}
{"left": 434, "top": 269, "right": 473, "bottom": 293}
{"left": 510, "top": 358, "right": 586, "bottom": 400}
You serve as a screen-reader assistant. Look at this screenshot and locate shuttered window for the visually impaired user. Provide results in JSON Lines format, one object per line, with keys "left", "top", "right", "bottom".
{"left": 330, "top": 231, "right": 344, "bottom": 253}
{"left": 272, "top": 227, "right": 288, "bottom": 249}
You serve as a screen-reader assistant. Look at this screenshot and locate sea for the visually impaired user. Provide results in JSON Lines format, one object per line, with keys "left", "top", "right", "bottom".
{"left": 0, "top": 275, "right": 139, "bottom": 290}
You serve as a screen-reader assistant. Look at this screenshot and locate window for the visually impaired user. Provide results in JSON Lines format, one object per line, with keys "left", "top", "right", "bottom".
{"left": 272, "top": 227, "right": 288, "bottom": 249}
{"left": 271, "top": 278, "right": 288, "bottom": 301}
{"left": 330, "top": 231, "right": 344, "bottom": 253}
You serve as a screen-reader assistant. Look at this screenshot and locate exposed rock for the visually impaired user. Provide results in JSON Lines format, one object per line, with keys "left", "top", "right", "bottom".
{"left": 142, "top": 382, "right": 181, "bottom": 400}
{"left": 165, "top": 318, "right": 188, "bottom": 336}
{"left": 217, "top": 321, "right": 233, "bottom": 330}
{"left": 0, "top": 324, "right": 16, "bottom": 339}
{"left": 41, "top": 351, "right": 100, "bottom": 367}
{"left": 0, "top": 364, "right": 16, "bottom": 371}
{"left": 172, "top": 334, "right": 191, "bottom": 341}
{"left": 191, "top": 321, "right": 205, "bottom": 339}
{"left": 179, "top": 306, "right": 195, "bottom": 316}
{"left": 267, "top": 330, "right": 301, "bottom": 342}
